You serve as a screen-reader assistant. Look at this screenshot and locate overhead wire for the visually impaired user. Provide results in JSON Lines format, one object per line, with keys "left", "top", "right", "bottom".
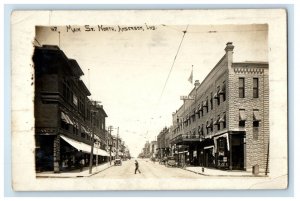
{"left": 158, "top": 24, "right": 189, "bottom": 103}
{"left": 142, "top": 25, "right": 189, "bottom": 143}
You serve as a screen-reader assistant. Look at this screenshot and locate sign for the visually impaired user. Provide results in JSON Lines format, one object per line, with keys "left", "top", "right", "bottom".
{"left": 36, "top": 128, "right": 56, "bottom": 135}
{"left": 180, "top": 95, "right": 195, "bottom": 100}
{"left": 193, "top": 150, "right": 197, "bottom": 157}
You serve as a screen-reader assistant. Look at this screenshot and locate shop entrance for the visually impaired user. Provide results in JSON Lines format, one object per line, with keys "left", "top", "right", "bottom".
{"left": 35, "top": 135, "right": 55, "bottom": 172}
{"left": 203, "top": 147, "right": 215, "bottom": 168}
{"left": 231, "top": 134, "right": 245, "bottom": 170}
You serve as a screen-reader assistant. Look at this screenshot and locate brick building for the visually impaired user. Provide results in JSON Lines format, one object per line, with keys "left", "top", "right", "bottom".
{"left": 33, "top": 45, "right": 109, "bottom": 173}
{"left": 157, "top": 127, "right": 171, "bottom": 159}
{"left": 171, "top": 42, "right": 269, "bottom": 173}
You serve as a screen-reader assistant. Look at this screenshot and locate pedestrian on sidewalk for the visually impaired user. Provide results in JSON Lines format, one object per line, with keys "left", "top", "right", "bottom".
{"left": 134, "top": 160, "right": 141, "bottom": 174}
{"left": 80, "top": 158, "right": 85, "bottom": 172}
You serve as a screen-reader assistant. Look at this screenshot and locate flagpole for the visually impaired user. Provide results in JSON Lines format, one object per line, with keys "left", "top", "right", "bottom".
{"left": 191, "top": 65, "right": 193, "bottom": 84}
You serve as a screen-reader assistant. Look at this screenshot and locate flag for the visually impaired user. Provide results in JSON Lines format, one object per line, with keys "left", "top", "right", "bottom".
{"left": 188, "top": 66, "right": 193, "bottom": 84}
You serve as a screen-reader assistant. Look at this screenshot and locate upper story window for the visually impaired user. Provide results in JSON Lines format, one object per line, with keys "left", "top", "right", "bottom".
{"left": 253, "top": 109, "right": 261, "bottom": 140}
{"left": 239, "top": 109, "right": 246, "bottom": 127}
{"left": 222, "top": 81, "right": 226, "bottom": 101}
{"left": 204, "top": 98, "right": 208, "bottom": 113}
{"left": 253, "top": 78, "right": 259, "bottom": 98}
{"left": 210, "top": 92, "right": 213, "bottom": 110}
{"left": 239, "top": 77, "right": 245, "bottom": 98}
{"left": 219, "top": 112, "right": 226, "bottom": 129}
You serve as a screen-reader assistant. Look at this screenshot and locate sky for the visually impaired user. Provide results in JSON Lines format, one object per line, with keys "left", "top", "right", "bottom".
{"left": 35, "top": 24, "right": 268, "bottom": 157}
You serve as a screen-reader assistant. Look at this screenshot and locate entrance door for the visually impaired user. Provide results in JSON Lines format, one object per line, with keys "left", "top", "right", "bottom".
{"left": 231, "top": 135, "right": 244, "bottom": 170}
{"left": 204, "top": 148, "right": 214, "bottom": 167}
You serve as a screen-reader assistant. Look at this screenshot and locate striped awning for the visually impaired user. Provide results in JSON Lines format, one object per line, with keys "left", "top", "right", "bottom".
{"left": 60, "top": 135, "right": 109, "bottom": 156}
{"left": 253, "top": 110, "right": 261, "bottom": 121}
{"left": 61, "top": 112, "right": 74, "bottom": 125}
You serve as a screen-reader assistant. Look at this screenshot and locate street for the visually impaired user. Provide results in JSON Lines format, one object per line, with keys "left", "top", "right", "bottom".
{"left": 92, "top": 159, "right": 204, "bottom": 179}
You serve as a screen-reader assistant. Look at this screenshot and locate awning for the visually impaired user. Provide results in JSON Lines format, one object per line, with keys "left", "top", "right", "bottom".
{"left": 239, "top": 110, "right": 246, "bottom": 121}
{"left": 219, "top": 113, "right": 226, "bottom": 123}
{"left": 206, "top": 120, "right": 213, "bottom": 128}
{"left": 213, "top": 117, "right": 220, "bottom": 125}
{"left": 204, "top": 145, "right": 215, "bottom": 154}
{"left": 60, "top": 135, "right": 109, "bottom": 156}
{"left": 61, "top": 112, "right": 74, "bottom": 125}
{"left": 253, "top": 110, "right": 261, "bottom": 121}
{"left": 203, "top": 101, "right": 208, "bottom": 107}
{"left": 81, "top": 126, "right": 90, "bottom": 135}
{"left": 94, "top": 135, "right": 100, "bottom": 141}
{"left": 218, "top": 87, "right": 225, "bottom": 95}
{"left": 213, "top": 133, "right": 230, "bottom": 152}
{"left": 198, "top": 105, "right": 203, "bottom": 111}
{"left": 213, "top": 92, "right": 219, "bottom": 99}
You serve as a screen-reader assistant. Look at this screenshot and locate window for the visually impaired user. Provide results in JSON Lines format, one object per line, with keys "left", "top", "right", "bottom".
{"left": 61, "top": 120, "right": 69, "bottom": 130}
{"left": 253, "top": 78, "right": 259, "bottom": 98}
{"left": 214, "top": 116, "right": 221, "bottom": 130}
{"left": 253, "top": 110, "right": 260, "bottom": 140}
{"left": 239, "top": 78, "right": 245, "bottom": 98}
{"left": 219, "top": 112, "right": 226, "bottom": 128}
{"left": 239, "top": 109, "right": 246, "bottom": 128}
{"left": 222, "top": 82, "right": 226, "bottom": 101}
{"left": 210, "top": 92, "right": 213, "bottom": 110}
{"left": 218, "top": 138, "right": 225, "bottom": 152}
{"left": 206, "top": 121, "right": 209, "bottom": 134}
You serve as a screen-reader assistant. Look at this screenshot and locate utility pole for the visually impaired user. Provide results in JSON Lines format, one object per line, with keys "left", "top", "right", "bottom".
{"left": 88, "top": 100, "right": 101, "bottom": 174}
{"left": 116, "top": 127, "right": 119, "bottom": 159}
{"left": 108, "top": 126, "right": 113, "bottom": 165}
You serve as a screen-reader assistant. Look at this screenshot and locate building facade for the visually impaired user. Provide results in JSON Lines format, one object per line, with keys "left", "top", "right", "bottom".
{"left": 157, "top": 127, "right": 171, "bottom": 159}
{"left": 34, "top": 45, "right": 110, "bottom": 173}
{"left": 171, "top": 42, "right": 269, "bottom": 173}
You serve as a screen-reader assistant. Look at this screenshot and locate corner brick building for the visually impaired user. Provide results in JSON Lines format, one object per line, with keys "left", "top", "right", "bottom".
{"left": 171, "top": 42, "right": 269, "bottom": 173}
{"left": 33, "top": 45, "right": 110, "bottom": 173}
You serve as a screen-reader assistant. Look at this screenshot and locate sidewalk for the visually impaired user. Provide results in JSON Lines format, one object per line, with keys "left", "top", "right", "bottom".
{"left": 184, "top": 166, "right": 267, "bottom": 177}
{"left": 36, "top": 162, "right": 113, "bottom": 178}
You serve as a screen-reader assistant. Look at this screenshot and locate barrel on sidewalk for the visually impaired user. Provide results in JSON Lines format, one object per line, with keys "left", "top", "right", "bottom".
{"left": 252, "top": 164, "right": 259, "bottom": 175}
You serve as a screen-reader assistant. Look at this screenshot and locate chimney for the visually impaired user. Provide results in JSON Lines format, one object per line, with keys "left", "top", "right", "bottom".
{"left": 194, "top": 80, "right": 200, "bottom": 88}
{"left": 225, "top": 42, "right": 234, "bottom": 66}
{"left": 225, "top": 42, "right": 234, "bottom": 52}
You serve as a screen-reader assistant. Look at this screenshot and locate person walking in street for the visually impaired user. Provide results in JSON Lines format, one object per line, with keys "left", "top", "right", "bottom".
{"left": 134, "top": 160, "right": 141, "bottom": 174}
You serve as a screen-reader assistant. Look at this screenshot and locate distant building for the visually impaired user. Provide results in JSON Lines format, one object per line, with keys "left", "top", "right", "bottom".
{"left": 171, "top": 42, "right": 269, "bottom": 173}
{"left": 34, "top": 45, "right": 109, "bottom": 173}
{"left": 157, "top": 127, "right": 170, "bottom": 159}
{"left": 150, "top": 141, "right": 158, "bottom": 158}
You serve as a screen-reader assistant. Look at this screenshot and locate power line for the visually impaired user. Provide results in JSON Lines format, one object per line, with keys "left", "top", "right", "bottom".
{"left": 142, "top": 25, "right": 189, "bottom": 142}
{"left": 158, "top": 24, "right": 189, "bottom": 103}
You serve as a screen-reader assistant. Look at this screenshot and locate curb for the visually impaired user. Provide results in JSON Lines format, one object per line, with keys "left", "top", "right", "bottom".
{"left": 181, "top": 167, "right": 268, "bottom": 177}
{"left": 36, "top": 164, "right": 113, "bottom": 178}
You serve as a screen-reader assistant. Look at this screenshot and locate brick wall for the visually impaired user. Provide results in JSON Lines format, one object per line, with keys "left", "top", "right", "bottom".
{"left": 228, "top": 63, "right": 269, "bottom": 172}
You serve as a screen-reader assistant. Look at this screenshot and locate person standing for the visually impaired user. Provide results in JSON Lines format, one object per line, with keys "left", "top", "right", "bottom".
{"left": 80, "top": 158, "right": 85, "bottom": 172}
{"left": 134, "top": 160, "right": 141, "bottom": 174}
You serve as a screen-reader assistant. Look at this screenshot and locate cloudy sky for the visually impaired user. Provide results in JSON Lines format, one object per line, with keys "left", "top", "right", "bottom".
{"left": 35, "top": 24, "right": 268, "bottom": 157}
